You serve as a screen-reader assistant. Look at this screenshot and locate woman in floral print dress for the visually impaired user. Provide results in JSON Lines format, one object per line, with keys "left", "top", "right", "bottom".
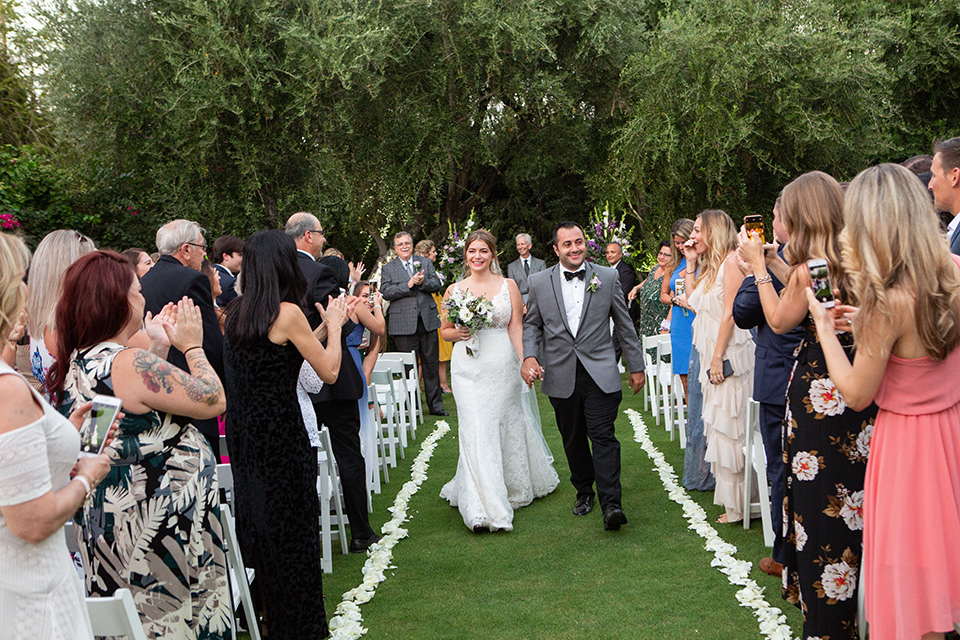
{"left": 739, "top": 171, "right": 875, "bottom": 639}
{"left": 47, "top": 251, "right": 231, "bottom": 638}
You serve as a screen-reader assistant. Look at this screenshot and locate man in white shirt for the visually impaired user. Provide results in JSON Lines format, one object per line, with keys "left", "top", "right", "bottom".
{"left": 507, "top": 233, "right": 547, "bottom": 304}
{"left": 930, "top": 137, "right": 960, "bottom": 255}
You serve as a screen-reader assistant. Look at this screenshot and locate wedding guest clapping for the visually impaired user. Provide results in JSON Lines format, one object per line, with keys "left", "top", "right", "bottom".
{"left": 46, "top": 250, "right": 230, "bottom": 638}
{"left": 628, "top": 239, "right": 672, "bottom": 337}
{"left": 805, "top": 163, "right": 960, "bottom": 640}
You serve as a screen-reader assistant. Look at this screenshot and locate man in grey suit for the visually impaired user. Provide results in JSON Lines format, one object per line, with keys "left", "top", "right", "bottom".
{"left": 381, "top": 231, "right": 448, "bottom": 416}
{"left": 930, "top": 137, "right": 960, "bottom": 254}
{"left": 521, "top": 221, "right": 645, "bottom": 531}
{"left": 506, "top": 233, "right": 547, "bottom": 304}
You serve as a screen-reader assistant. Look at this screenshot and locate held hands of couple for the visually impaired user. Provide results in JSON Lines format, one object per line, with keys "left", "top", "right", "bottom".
{"left": 521, "top": 357, "right": 543, "bottom": 387}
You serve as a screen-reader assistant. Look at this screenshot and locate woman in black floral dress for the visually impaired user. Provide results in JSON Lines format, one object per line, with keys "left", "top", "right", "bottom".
{"left": 739, "top": 171, "right": 875, "bottom": 639}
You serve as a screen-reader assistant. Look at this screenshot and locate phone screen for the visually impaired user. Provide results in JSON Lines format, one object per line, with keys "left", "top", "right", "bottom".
{"left": 808, "top": 262, "right": 836, "bottom": 308}
{"left": 675, "top": 278, "right": 685, "bottom": 298}
{"left": 79, "top": 399, "right": 120, "bottom": 456}
{"left": 370, "top": 282, "right": 378, "bottom": 294}
{"left": 744, "top": 215, "right": 765, "bottom": 244}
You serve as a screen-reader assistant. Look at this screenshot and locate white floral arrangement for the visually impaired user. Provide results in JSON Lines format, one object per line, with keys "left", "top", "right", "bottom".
{"left": 328, "top": 420, "right": 452, "bottom": 639}
{"left": 625, "top": 409, "right": 798, "bottom": 640}
{"left": 443, "top": 287, "right": 495, "bottom": 356}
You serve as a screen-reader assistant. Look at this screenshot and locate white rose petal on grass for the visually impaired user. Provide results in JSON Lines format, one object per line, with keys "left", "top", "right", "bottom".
{"left": 792, "top": 451, "right": 820, "bottom": 481}
{"left": 808, "top": 378, "right": 846, "bottom": 416}
{"left": 840, "top": 490, "right": 864, "bottom": 531}
{"left": 821, "top": 561, "right": 857, "bottom": 601}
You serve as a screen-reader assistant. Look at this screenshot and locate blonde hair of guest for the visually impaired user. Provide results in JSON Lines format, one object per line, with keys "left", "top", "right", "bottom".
{"left": 843, "top": 163, "right": 960, "bottom": 360}
{"left": 0, "top": 233, "right": 31, "bottom": 339}
{"left": 693, "top": 210, "right": 737, "bottom": 291}
{"left": 25, "top": 229, "right": 94, "bottom": 338}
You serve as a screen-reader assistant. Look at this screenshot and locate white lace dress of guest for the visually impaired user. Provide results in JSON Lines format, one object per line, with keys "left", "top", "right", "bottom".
{"left": 0, "top": 360, "right": 93, "bottom": 640}
{"left": 440, "top": 280, "right": 559, "bottom": 531}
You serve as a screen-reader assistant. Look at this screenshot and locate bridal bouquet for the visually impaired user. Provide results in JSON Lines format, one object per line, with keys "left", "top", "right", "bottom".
{"left": 444, "top": 288, "right": 495, "bottom": 356}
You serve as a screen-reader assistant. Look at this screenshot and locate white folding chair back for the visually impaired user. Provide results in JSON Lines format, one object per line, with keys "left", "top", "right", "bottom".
{"left": 368, "top": 384, "right": 389, "bottom": 488}
{"left": 673, "top": 374, "right": 687, "bottom": 449}
{"left": 858, "top": 565, "right": 867, "bottom": 640}
{"left": 383, "top": 351, "right": 423, "bottom": 427}
{"left": 317, "top": 427, "right": 349, "bottom": 560}
{"left": 86, "top": 589, "right": 148, "bottom": 640}
{"left": 370, "top": 370, "right": 401, "bottom": 467}
{"left": 742, "top": 399, "right": 774, "bottom": 547}
{"left": 376, "top": 357, "right": 416, "bottom": 446}
{"left": 656, "top": 335, "right": 674, "bottom": 437}
{"left": 641, "top": 335, "right": 660, "bottom": 415}
{"left": 216, "top": 465, "right": 262, "bottom": 640}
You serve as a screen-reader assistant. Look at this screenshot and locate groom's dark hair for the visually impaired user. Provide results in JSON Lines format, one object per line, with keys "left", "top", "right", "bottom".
{"left": 552, "top": 221, "right": 584, "bottom": 247}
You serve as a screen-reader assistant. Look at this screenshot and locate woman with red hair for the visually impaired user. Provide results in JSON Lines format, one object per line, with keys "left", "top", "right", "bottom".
{"left": 47, "top": 250, "right": 232, "bottom": 638}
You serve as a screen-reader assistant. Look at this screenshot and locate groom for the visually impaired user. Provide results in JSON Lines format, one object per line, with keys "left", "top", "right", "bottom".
{"left": 521, "top": 221, "right": 646, "bottom": 531}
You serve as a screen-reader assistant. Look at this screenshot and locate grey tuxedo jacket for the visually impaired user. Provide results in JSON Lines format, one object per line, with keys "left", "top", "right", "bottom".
{"left": 522, "top": 262, "right": 644, "bottom": 399}
{"left": 507, "top": 256, "right": 547, "bottom": 301}
{"left": 950, "top": 222, "right": 960, "bottom": 256}
{"left": 380, "top": 257, "right": 443, "bottom": 336}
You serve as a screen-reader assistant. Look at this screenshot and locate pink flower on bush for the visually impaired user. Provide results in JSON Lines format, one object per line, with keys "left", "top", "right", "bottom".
{"left": 0, "top": 213, "right": 21, "bottom": 230}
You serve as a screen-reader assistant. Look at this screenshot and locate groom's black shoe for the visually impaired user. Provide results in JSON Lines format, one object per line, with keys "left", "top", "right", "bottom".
{"left": 573, "top": 495, "right": 595, "bottom": 516}
{"left": 603, "top": 506, "right": 627, "bottom": 531}
{"left": 430, "top": 410, "right": 449, "bottom": 417}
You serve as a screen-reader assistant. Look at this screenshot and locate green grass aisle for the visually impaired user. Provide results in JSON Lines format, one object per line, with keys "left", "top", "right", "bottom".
{"left": 318, "top": 380, "right": 803, "bottom": 639}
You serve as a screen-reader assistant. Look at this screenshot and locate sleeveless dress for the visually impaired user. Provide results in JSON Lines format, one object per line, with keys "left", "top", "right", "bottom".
{"left": 224, "top": 338, "right": 328, "bottom": 639}
{"left": 781, "top": 320, "right": 876, "bottom": 639}
{"left": 0, "top": 361, "right": 93, "bottom": 640}
{"left": 635, "top": 268, "right": 668, "bottom": 338}
{"left": 61, "top": 342, "right": 231, "bottom": 638}
{"left": 688, "top": 262, "right": 755, "bottom": 520}
{"left": 669, "top": 260, "right": 694, "bottom": 375}
{"left": 440, "top": 280, "right": 560, "bottom": 531}
{"left": 865, "top": 346, "right": 960, "bottom": 639}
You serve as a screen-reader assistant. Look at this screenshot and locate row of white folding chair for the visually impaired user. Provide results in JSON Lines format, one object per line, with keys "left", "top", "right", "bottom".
{"left": 86, "top": 589, "right": 148, "bottom": 640}
{"left": 741, "top": 399, "right": 775, "bottom": 547}
{"left": 381, "top": 351, "right": 424, "bottom": 427}
{"left": 641, "top": 335, "right": 660, "bottom": 415}
{"left": 370, "top": 369, "right": 404, "bottom": 467}
{"left": 377, "top": 355, "right": 418, "bottom": 443}
{"left": 215, "top": 464, "right": 263, "bottom": 640}
{"left": 368, "top": 383, "right": 390, "bottom": 488}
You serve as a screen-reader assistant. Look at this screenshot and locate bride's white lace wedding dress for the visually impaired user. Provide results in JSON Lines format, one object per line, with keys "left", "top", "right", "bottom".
{"left": 440, "top": 280, "right": 559, "bottom": 531}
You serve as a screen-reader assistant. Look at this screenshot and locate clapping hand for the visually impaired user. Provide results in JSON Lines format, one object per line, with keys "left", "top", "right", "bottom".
{"left": 160, "top": 297, "right": 204, "bottom": 354}
{"left": 143, "top": 302, "right": 176, "bottom": 352}
{"left": 349, "top": 261, "right": 366, "bottom": 284}
{"left": 7, "top": 309, "right": 27, "bottom": 344}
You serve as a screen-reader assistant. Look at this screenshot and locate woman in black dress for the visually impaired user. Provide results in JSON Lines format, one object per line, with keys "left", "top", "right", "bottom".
{"left": 223, "top": 230, "right": 350, "bottom": 639}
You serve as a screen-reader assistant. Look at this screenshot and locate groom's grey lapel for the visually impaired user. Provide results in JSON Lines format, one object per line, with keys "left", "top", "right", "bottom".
{"left": 549, "top": 265, "right": 573, "bottom": 337}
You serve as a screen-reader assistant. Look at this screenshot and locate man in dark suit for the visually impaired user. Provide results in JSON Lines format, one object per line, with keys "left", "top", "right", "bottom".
{"left": 506, "top": 233, "right": 547, "bottom": 304}
{"left": 605, "top": 242, "right": 640, "bottom": 321}
{"left": 139, "top": 219, "right": 224, "bottom": 456}
{"left": 929, "top": 137, "right": 960, "bottom": 255}
{"left": 380, "top": 231, "right": 446, "bottom": 416}
{"left": 211, "top": 235, "right": 243, "bottom": 307}
{"left": 732, "top": 203, "right": 803, "bottom": 578}
{"left": 285, "top": 212, "right": 379, "bottom": 553}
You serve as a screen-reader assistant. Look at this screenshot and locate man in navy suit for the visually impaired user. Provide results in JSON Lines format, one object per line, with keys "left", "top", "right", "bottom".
{"left": 140, "top": 219, "right": 224, "bottom": 456}
{"left": 211, "top": 235, "right": 243, "bottom": 307}
{"left": 930, "top": 137, "right": 960, "bottom": 254}
{"left": 286, "top": 212, "right": 379, "bottom": 552}
{"left": 732, "top": 202, "right": 803, "bottom": 578}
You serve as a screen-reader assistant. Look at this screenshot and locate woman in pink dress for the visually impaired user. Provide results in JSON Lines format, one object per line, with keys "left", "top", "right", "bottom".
{"left": 805, "top": 163, "right": 960, "bottom": 640}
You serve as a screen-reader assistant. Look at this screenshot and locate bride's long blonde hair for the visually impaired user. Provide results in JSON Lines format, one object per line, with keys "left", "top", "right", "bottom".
{"left": 843, "top": 163, "right": 960, "bottom": 360}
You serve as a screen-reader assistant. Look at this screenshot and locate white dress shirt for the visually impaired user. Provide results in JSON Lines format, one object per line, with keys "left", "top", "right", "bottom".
{"left": 559, "top": 265, "right": 586, "bottom": 337}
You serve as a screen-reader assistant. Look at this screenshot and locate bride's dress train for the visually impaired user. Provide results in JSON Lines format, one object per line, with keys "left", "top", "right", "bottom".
{"left": 440, "top": 281, "right": 559, "bottom": 531}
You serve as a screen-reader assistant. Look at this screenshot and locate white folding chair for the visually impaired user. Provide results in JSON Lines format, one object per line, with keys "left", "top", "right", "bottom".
{"left": 316, "top": 427, "right": 349, "bottom": 569}
{"left": 742, "top": 399, "right": 774, "bottom": 547}
{"left": 215, "top": 464, "right": 262, "bottom": 640}
{"left": 383, "top": 350, "right": 423, "bottom": 427}
{"left": 656, "top": 335, "right": 675, "bottom": 438}
{"left": 370, "top": 370, "right": 402, "bottom": 467}
{"left": 86, "top": 589, "right": 149, "bottom": 640}
{"left": 376, "top": 357, "right": 416, "bottom": 446}
{"left": 641, "top": 335, "right": 660, "bottom": 416}
{"left": 368, "top": 383, "right": 389, "bottom": 488}
{"left": 673, "top": 373, "right": 687, "bottom": 449}
{"left": 858, "top": 566, "right": 868, "bottom": 640}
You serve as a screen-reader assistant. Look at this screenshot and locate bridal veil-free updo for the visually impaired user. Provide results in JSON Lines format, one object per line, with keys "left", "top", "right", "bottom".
{"left": 463, "top": 229, "right": 502, "bottom": 275}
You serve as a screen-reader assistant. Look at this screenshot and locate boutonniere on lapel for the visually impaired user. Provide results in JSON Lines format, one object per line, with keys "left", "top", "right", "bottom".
{"left": 413, "top": 260, "right": 423, "bottom": 272}
{"left": 587, "top": 273, "right": 601, "bottom": 293}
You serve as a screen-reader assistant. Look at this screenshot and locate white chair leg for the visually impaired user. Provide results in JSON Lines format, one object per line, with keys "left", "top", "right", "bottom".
{"left": 220, "top": 504, "right": 262, "bottom": 640}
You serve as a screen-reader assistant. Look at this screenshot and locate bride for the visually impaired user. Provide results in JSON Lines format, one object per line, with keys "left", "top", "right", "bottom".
{"left": 439, "top": 229, "right": 559, "bottom": 532}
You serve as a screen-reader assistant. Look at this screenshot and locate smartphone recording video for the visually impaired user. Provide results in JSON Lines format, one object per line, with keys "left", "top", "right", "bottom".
{"left": 79, "top": 395, "right": 122, "bottom": 457}
{"left": 744, "top": 215, "right": 765, "bottom": 244}
{"left": 807, "top": 258, "right": 836, "bottom": 309}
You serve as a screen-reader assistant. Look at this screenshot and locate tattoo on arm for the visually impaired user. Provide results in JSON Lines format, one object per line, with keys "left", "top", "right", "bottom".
{"left": 182, "top": 350, "right": 223, "bottom": 406}
{"left": 132, "top": 350, "right": 177, "bottom": 395}
{"left": 132, "top": 349, "right": 222, "bottom": 406}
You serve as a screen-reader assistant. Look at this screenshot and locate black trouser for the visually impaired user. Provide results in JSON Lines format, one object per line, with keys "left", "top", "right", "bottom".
{"left": 549, "top": 359, "right": 624, "bottom": 511}
{"left": 314, "top": 398, "right": 375, "bottom": 542}
{"left": 394, "top": 318, "right": 443, "bottom": 414}
{"left": 759, "top": 401, "right": 787, "bottom": 563}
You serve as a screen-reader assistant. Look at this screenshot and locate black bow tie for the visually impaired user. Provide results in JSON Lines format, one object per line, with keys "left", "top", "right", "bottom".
{"left": 564, "top": 270, "right": 586, "bottom": 281}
